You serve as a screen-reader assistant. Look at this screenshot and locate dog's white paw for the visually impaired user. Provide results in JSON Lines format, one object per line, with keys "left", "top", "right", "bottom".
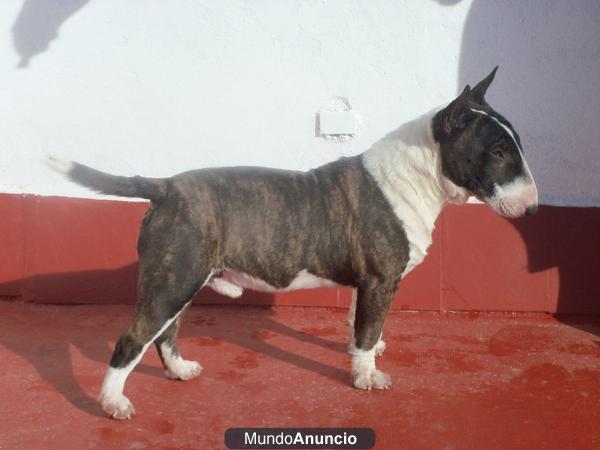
{"left": 100, "top": 393, "right": 135, "bottom": 420}
{"left": 165, "top": 359, "right": 203, "bottom": 381}
{"left": 352, "top": 369, "right": 392, "bottom": 390}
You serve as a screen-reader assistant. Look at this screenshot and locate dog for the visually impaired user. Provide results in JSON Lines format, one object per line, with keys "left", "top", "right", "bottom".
{"left": 49, "top": 67, "right": 537, "bottom": 419}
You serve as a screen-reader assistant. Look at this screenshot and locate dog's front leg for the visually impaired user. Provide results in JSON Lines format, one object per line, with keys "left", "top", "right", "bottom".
{"left": 349, "top": 282, "right": 395, "bottom": 390}
{"left": 347, "top": 289, "right": 386, "bottom": 357}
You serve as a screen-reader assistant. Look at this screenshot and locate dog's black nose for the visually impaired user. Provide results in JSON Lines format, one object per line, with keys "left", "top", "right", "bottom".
{"left": 525, "top": 205, "right": 538, "bottom": 215}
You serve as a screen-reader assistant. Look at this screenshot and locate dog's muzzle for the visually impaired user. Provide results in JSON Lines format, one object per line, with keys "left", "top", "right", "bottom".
{"left": 486, "top": 178, "right": 538, "bottom": 218}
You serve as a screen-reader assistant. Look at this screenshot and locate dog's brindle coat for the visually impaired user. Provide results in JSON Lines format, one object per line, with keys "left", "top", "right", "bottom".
{"left": 52, "top": 68, "right": 538, "bottom": 419}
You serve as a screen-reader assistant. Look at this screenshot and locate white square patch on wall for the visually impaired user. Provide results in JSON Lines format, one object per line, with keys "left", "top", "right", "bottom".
{"left": 318, "top": 110, "right": 357, "bottom": 136}
{"left": 316, "top": 97, "right": 359, "bottom": 141}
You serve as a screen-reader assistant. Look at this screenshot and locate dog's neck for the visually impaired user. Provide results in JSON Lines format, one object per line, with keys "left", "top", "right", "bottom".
{"left": 361, "top": 109, "right": 470, "bottom": 276}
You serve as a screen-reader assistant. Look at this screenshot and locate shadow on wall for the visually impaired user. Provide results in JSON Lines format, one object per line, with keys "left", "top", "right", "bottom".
{"left": 458, "top": 0, "right": 600, "bottom": 207}
{"left": 458, "top": 1, "right": 600, "bottom": 325}
{"left": 11, "top": 0, "right": 92, "bottom": 68}
{"left": 507, "top": 207, "right": 600, "bottom": 316}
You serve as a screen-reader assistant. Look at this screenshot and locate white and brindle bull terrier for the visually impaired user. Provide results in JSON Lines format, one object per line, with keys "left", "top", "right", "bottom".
{"left": 50, "top": 67, "right": 537, "bottom": 419}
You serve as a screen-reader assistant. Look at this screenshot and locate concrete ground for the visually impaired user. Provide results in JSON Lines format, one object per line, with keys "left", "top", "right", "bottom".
{"left": 0, "top": 301, "right": 598, "bottom": 450}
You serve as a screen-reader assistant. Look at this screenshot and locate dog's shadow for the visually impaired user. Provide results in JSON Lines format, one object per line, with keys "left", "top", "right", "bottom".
{"left": 456, "top": 0, "right": 600, "bottom": 341}
{"left": 0, "top": 266, "right": 349, "bottom": 418}
{"left": 508, "top": 208, "right": 600, "bottom": 344}
{"left": 183, "top": 297, "right": 350, "bottom": 384}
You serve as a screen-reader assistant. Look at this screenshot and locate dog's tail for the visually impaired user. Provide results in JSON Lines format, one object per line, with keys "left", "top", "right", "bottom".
{"left": 47, "top": 156, "right": 167, "bottom": 201}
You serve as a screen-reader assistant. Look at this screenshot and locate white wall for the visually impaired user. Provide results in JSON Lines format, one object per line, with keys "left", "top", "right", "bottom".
{"left": 1, "top": 0, "right": 598, "bottom": 206}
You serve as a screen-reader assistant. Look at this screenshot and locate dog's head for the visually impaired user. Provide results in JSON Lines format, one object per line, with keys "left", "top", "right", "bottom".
{"left": 433, "top": 67, "right": 538, "bottom": 217}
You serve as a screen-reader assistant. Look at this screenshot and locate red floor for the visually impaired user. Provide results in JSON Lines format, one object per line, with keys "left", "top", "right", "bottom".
{"left": 0, "top": 301, "right": 598, "bottom": 450}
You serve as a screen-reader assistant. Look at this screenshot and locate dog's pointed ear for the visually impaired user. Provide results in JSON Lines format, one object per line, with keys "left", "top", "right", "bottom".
{"left": 471, "top": 66, "right": 498, "bottom": 104}
{"left": 441, "top": 85, "right": 472, "bottom": 136}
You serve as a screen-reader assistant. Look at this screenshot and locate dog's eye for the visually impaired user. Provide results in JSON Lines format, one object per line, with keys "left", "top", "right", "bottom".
{"left": 491, "top": 148, "right": 505, "bottom": 160}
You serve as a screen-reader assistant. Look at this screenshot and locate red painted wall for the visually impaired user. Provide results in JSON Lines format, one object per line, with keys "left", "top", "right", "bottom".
{"left": 1, "top": 194, "right": 598, "bottom": 313}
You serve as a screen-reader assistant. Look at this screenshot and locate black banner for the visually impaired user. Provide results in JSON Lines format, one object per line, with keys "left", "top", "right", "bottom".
{"left": 225, "top": 428, "right": 375, "bottom": 449}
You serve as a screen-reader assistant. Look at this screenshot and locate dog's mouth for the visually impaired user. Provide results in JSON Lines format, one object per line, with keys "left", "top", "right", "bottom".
{"left": 479, "top": 177, "right": 539, "bottom": 218}
{"left": 486, "top": 198, "right": 527, "bottom": 218}
{"left": 484, "top": 193, "right": 538, "bottom": 218}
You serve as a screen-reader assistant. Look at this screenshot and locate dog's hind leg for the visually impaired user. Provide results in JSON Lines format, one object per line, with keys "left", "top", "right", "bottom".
{"left": 99, "top": 270, "right": 212, "bottom": 419}
{"left": 100, "top": 304, "right": 195, "bottom": 418}
{"left": 350, "top": 281, "right": 395, "bottom": 390}
{"left": 99, "top": 218, "right": 214, "bottom": 419}
{"left": 154, "top": 304, "right": 203, "bottom": 381}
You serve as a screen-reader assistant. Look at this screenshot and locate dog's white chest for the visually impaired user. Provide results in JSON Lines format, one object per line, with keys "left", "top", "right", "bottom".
{"left": 208, "top": 269, "right": 339, "bottom": 298}
{"left": 360, "top": 110, "right": 470, "bottom": 278}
